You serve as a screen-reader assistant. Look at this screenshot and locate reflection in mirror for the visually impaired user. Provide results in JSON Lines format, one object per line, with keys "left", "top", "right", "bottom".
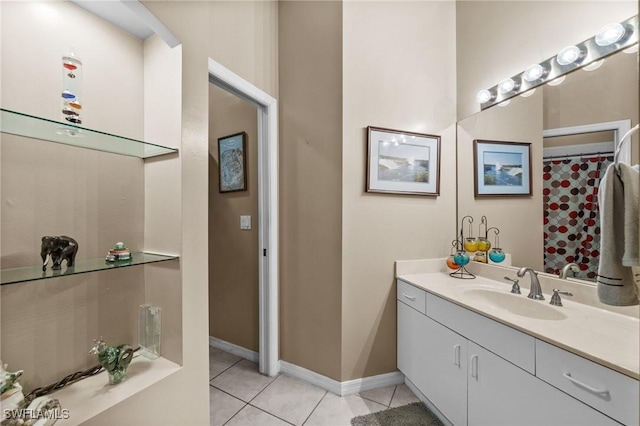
{"left": 457, "top": 47, "right": 638, "bottom": 284}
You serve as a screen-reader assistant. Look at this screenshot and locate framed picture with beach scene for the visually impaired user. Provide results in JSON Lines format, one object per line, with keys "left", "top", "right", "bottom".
{"left": 473, "top": 140, "right": 531, "bottom": 197}
{"left": 366, "top": 126, "right": 441, "bottom": 196}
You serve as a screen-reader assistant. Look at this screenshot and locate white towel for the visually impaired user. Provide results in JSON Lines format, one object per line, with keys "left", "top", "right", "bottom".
{"left": 597, "top": 163, "right": 639, "bottom": 306}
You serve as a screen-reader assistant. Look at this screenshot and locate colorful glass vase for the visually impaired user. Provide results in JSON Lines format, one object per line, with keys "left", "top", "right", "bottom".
{"left": 474, "top": 251, "right": 488, "bottom": 263}
{"left": 489, "top": 248, "right": 506, "bottom": 263}
{"left": 477, "top": 237, "right": 491, "bottom": 252}
{"left": 464, "top": 237, "right": 479, "bottom": 252}
{"left": 446, "top": 255, "right": 459, "bottom": 270}
{"left": 453, "top": 250, "right": 470, "bottom": 267}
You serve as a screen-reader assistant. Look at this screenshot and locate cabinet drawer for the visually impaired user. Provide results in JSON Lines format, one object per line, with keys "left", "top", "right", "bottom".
{"left": 427, "top": 292, "right": 535, "bottom": 373}
{"left": 536, "top": 339, "right": 639, "bottom": 426}
{"left": 397, "top": 279, "right": 426, "bottom": 314}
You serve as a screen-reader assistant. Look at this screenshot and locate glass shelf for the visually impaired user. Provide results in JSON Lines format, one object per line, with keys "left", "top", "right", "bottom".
{"left": 0, "top": 252, "right": 179, "bottom": 286}
{"left": 1, "top": 109, "right": 178, "bottom": 158}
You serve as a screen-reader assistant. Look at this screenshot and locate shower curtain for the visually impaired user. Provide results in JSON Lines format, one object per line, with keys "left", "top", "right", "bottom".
{"left": 542, "top": 155, "right": 613, "bottom": 281}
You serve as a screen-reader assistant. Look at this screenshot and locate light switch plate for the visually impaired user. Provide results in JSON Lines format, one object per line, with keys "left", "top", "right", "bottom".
{"left": 240, "top": 215, "right": 251, "bottom": 230}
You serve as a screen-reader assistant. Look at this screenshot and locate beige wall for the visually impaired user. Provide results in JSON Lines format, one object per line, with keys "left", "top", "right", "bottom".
{"left": 457, "top": 92, "right": 545, "bottom": 270}
{"left": 0, "top": 0, "right": 146, "bottom": 390}
{"left": 209, "top": 84, "right": 259, "bottom": 352}
{"left": 456, "top": 1, "right": 637, "bottom": 120}
{"left": 342, "top": 1, "right": 458, "bottom": 380}
{"left": 278, "top": 0, "right": 343, "bottom": 380}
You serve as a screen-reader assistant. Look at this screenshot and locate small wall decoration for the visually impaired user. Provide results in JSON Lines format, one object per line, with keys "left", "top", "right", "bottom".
{"left": 366, "top": 126, "right": 441, "bottom": 196}
{"left": 473, "top": 140, "right": 532, "bottom": 197}
{"left": 218, "top": 132, "right": 248, "bottom": 193}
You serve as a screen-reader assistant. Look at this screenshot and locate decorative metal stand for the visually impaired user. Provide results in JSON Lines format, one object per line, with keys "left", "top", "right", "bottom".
{"left": 449, "top": 265, "right": 476, "bottom": 279}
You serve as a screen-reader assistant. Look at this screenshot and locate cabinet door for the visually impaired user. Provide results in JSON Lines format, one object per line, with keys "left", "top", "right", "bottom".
{"left": 467, "top": 342, "right": 620, "bottom": 426}
{"left": 420, "top": 315, "right": 468, "bottom": 426}
{"left": 398, "top": 301, "right": 429, "bottom": 382}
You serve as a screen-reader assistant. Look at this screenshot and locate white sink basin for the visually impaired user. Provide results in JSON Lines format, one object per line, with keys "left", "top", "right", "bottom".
{"left": 461, "top": 287, "right": 567, "bottom": 321}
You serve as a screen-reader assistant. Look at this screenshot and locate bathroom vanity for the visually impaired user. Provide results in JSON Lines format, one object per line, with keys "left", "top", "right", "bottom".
{"left": 396, "top": 261, "right": 639, "bottom": 426}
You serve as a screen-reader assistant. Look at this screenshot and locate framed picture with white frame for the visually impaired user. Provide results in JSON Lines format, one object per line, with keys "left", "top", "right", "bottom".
{"left": 366, "top": 126, "right": 441, "bottom": 196}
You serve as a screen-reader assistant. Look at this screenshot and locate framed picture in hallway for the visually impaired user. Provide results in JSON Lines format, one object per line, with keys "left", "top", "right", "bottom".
{"left": 366, "top": 126, "right": 441, "bottom": 196}
{"left": 218, "top": 132, "right": 248, "bottom": 193}
{"left": 473, "top": 139, "right": 532, "bottom": 197}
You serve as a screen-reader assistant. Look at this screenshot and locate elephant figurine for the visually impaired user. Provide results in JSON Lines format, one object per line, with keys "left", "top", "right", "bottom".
{"left": 41, "top": 236, "right": 78, "bottom": 271}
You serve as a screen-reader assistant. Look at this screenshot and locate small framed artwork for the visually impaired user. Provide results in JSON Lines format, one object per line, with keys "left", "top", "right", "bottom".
{"left": 218, "top": 132, "right": 247, "bottom": 193}
{"left": 473, "top": 139, "right": 532, "bottom": 197}
{"left": 366, "top": 126, "right": 440, "bottom": 196}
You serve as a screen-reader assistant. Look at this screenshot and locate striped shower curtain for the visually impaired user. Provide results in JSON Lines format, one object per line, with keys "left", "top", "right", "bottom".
{"left": 542, "top": 155, "right": 613, "bottom": 281}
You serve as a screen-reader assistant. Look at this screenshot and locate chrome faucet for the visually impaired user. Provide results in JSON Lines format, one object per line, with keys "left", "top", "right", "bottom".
{"left": 517, "top": 267, "right": 544, "bottom": 300}
{"left": 559, "top": 263, "right": 579, "bottom": 279}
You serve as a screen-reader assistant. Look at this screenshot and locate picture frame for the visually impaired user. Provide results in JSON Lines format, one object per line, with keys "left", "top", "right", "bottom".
{"left": 366, "top": 126, "right": 441, "bottom": 196}
{"left": 473, "top": 139, "right": 532, "bottom": 197}
{"left": 218, "top": 131, "right": 247, "bottom": 193}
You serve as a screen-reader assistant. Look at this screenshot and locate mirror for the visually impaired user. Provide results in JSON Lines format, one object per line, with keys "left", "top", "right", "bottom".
{"left": 457, "top": 44, "right": 639, "bottom": 283}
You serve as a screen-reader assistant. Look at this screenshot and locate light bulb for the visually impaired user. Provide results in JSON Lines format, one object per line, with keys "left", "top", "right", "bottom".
{"left": 556, "top": 45, "right": 583, "bottom": 66}
{"left": 497, "top": 99, "right": 511, "bottom": 107}
{"left": 523, "top": 64, "right": 546, "bottom": 82}
{"left": 476, "top": 89, "right": 494, "bottom": 104}
{"left": 595, "top": 22, "right": 626, "bottom": 46}
{"left": 497, "top": 78, "right": 516, "bottom": 94}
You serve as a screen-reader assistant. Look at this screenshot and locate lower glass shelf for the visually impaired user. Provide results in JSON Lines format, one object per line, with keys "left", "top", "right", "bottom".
{"left": 0, "top": 252, "right": 179, "bottom": 286}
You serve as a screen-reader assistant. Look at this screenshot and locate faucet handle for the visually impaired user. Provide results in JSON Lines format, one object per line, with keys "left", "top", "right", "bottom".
{"left": 504, "top": 276, "right": 521, "bottom": 294}
{"left": 550, "top": 289, "right": 573, "bottom": 306}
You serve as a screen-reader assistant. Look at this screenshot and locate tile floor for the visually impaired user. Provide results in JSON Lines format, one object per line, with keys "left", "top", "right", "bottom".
{"left": 209, "top": 346, "right": 420, "bottom": 426}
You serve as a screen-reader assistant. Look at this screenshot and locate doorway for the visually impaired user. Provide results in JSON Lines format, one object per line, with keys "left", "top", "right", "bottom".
{"left": 208, "top": 58, "right": 279, "bottom": 376}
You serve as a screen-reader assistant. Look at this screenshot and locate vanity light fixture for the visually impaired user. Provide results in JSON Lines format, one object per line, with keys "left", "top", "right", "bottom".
{"left": 476, "top": 14, "right": 638, "bottom": 110}
{"left": 475, "top": 89, "right": 495, "bottom": 104}
{"left": 498, "top": 78, "right": 518, "bottom": 94}
{"left": 556, "top": 45, "right": 584, "bottom": 66}
{"left": 523, "top": 64, "right": 547, "bottom": 82}
{"left": 595, "top": 22, "right": 626, "bottom": 46}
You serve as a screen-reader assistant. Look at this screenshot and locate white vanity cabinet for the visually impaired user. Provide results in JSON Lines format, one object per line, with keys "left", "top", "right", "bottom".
{"left": 398, "top": 301, "right": 468, "bottom": 425}
{"left": 397, "top": 279, "right": 626, "bottom": 426}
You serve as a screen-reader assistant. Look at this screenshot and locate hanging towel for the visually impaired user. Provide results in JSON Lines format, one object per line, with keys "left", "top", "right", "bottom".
{"left": 597, "top": 163, "right": 639, "bottom": 306}
{"left": 619, "top": 164, "right": 639, "bottom": 266}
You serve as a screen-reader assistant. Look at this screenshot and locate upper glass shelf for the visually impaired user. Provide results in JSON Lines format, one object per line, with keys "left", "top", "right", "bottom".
{"left": 1, "top": 252, "right": 179, "bottom": 286}
{"left": 0, "top": 109, "right": 178, "bottom": 158}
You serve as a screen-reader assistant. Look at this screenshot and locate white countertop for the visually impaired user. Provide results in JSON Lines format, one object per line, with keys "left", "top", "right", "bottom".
{"left": 397, "top": 270, "right": 639, "bottom": 380}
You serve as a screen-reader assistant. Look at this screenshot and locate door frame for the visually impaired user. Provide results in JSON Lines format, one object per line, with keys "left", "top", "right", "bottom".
{"left": 542, "top": 119, "right": 631, "bottom": 164}
{"left": 208, "top": 58, "right": 279, "bottom": 376}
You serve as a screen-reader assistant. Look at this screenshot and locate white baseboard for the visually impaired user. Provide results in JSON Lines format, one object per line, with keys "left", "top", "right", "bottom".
{"left": 209, "top": 336, "right": 259, "bottom": 363}
{"left": 279, "top": 360, "right": 404, "bottom": 397}
{"left": 341, "top": 370, "right": 405, "bottom": 395}
{"left": 209, "top": 338, "right": 405, "bottom": 397}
